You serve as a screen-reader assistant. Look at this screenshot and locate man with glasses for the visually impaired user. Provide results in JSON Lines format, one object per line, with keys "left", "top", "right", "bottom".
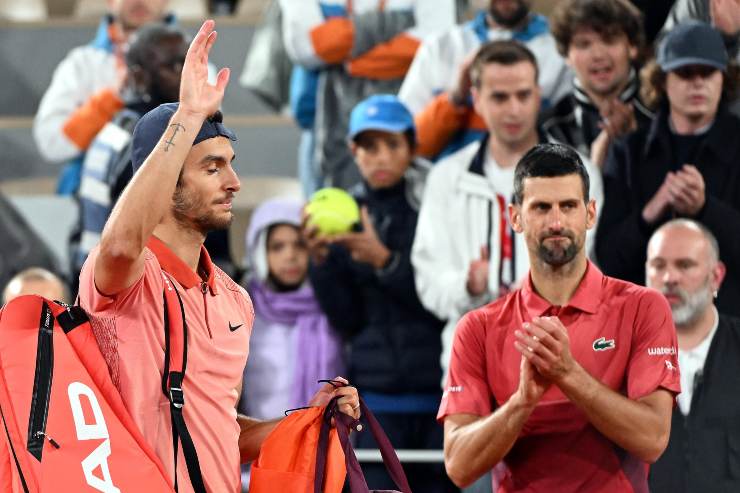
{"left": 596, "top": 21, "right": 740, "bottom": 317}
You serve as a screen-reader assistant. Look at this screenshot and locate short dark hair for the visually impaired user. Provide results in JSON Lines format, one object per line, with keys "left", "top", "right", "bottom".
{"left": 513, "top": 143, "right": 590, "bottom": 205}
{"left": 550, "top": 0, "right": 645, "bottom": 58}
{"left": 125, "top": 24, "right": 187, "bottom": 70}
{"left": 470, "top": 40, "right": 539, "bottom": 88}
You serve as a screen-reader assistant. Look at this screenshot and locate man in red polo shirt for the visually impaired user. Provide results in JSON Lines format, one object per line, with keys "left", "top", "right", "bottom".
{"left": 78, "top": 20, "right": 359, "bottom": 492}
{"left": 438, "top": 142, "right": 680, "bottom": 492}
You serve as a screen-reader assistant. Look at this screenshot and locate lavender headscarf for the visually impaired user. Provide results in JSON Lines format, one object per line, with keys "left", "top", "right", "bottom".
{"left": 245, "top": 198, "right": 344, "bottom": 409}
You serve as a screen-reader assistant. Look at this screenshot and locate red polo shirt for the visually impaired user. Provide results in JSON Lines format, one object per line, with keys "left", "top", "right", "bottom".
{"left": 438, "top": 262, "right": 680, "bottom": 492}
{"left": 79, "top": 236, "right": 253, "bottom": 492}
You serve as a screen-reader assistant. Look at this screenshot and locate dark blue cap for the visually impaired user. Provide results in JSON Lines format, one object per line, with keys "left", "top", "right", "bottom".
{"left": 131, "top": 102, "right": 237, "bottom": 173}
{"left": 348, "top": 94, "right": 415, "bottom": 143}
{"left": 657, "top": 21, "right": 728, "bottom": 73}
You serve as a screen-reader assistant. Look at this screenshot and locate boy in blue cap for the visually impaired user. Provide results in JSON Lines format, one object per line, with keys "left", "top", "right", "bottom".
{"left": 303, "top": 95, "right": 457, "bottom": 492}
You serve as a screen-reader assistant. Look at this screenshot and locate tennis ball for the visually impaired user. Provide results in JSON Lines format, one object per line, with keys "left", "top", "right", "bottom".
{"left": 306, "top": 188, "right": 360, "bottom": 236}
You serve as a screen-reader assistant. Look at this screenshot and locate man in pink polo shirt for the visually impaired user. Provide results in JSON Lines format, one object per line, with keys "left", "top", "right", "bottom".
{"left": 78, "top": 20, "right": 360, "bottom": 493}
{"left": 438, "top": 142, "right": 680, "bottom": 492}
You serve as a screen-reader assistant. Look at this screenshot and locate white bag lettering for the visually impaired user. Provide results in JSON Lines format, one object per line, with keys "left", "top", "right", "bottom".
{"left": 80, "top": 438, "right": 120, "bottom": 493}
{"left": 68, "top": 382, "right": 108, "bottom": 440}
{"left": 68, "top": 382, "right": 120, "bottom": 493}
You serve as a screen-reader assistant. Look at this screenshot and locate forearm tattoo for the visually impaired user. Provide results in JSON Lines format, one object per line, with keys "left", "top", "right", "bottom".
{"left": 164, "top": 123, "right": 186, "bottom": 152}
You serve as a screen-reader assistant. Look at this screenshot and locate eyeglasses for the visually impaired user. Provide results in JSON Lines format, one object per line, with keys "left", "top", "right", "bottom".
{"left": 672, "top": 65, "right": 719, "bottom": 80}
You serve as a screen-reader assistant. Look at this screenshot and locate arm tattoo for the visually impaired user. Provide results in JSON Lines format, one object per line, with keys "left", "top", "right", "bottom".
{"left": 164, "top": 123, "right": 186, "bottom": 152}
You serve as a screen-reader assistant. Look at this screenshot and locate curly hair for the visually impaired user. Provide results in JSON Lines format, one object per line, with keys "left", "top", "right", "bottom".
{"left": 639, "top": 59, "right": 739, "bottom": 110}
{"left": 550, "top": 0, "right": 645, "bottom": 58}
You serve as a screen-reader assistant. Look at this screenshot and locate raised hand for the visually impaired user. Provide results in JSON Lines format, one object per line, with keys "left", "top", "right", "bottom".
{"left": 179, "top": 20, "right": 230, "bottom": 120}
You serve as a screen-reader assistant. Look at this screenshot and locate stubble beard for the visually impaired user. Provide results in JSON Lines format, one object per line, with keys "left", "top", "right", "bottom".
{"left": 664, "top": 280, "right": 714, "bottom": 328}
{"left": 536, "top": 231, "right": 580, "bottom": 267}
{"left": 172, "top": 187, "right": 232, "bottom": 235}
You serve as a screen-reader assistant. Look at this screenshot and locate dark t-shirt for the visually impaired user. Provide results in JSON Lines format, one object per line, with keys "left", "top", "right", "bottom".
{"left": 670, "top": 131, "right": 706, "bottom": 170}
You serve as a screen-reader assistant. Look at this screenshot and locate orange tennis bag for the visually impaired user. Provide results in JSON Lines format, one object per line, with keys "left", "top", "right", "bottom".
{"left": 0, "top": 287, "right": 204, "bottom": 492}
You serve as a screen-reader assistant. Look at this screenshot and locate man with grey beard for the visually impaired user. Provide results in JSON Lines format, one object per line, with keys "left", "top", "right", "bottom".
{"left": 646, "top": 218, "right": 740, "bottom": 493}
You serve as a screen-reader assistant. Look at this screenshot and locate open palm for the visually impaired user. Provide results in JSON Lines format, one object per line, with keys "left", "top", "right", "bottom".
{"left": 179, "top": 20, "right": 230, "bottom": 119}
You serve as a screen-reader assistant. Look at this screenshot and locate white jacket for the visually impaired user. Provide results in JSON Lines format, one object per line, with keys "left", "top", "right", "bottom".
{"left": 33, "top": 26, "right": 118, "bottom": 163}
{"left": 411, "top": 136, "right": 603, "bottom": 375}
{"left": 279, "top": 0, "right": 456, "bottom": 69}
{"left": 399, "top": 12, "right": 572, "bottom": 113}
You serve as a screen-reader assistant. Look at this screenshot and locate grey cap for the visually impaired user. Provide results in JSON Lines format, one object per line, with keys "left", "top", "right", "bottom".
{"left": 657, "top": 21, "right": 728, "bottom": 72}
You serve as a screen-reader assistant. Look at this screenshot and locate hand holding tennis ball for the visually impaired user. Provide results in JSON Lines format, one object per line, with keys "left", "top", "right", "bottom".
{"left": 305, "top": 188, "right": 361, "bottom": 236}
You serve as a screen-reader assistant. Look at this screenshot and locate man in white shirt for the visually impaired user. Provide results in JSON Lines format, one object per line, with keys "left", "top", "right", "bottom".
{"left": 646, "top": 218, "right": 740, "bottom": 493}
{"left": 398, "top": 0, "right": 571, "bottom": 160}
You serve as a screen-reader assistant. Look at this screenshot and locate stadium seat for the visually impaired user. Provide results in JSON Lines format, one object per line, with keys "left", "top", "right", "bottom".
{"left": 74, "top": 0, "right": 208, "bottom": 20}
{"left": 0, "top": 0, "right": 47, "bottom": 22}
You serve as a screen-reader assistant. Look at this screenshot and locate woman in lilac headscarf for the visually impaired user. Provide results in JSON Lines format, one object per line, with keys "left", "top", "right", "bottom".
{"left": 239, "top": 198, "right": 344, "bottom": 420}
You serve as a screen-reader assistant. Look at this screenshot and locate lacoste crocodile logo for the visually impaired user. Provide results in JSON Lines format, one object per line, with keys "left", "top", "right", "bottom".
{"left": 593, "top": 337, "right": 616, "bottom": 351}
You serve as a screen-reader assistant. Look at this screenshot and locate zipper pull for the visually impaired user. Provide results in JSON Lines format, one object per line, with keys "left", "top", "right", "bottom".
{"left": 200, "top": 281, "right": 208, "bottom": 294}
{"left": 35, "top": 431, "right": 60, "bottom": 449}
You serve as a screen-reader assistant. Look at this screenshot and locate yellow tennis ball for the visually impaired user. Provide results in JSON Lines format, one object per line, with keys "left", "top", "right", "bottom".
{"left": 306, "top": 188, "right": 360, "bottom": 235}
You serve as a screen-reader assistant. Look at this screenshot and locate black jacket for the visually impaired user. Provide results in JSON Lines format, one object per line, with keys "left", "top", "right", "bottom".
{"left": 308, "top": 170, "right": 444, "bottom": 394}
{"left": 649, "top": 314, "right": 740, "bottom": 493}
{"left": 541, "top": 71, "right": 654, "bottom": 156}
{"left": 596, "top": 105, "right": 740, "bottom": 317}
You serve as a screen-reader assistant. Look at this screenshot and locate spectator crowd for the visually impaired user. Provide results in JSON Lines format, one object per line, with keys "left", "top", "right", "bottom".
{"left": 2, "top": 0, "right": 740, "bottom": 492}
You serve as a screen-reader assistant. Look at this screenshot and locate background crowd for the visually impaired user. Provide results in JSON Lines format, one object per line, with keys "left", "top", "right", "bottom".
{"left": 1, "top": 0, "right": 739, "bottom": 492}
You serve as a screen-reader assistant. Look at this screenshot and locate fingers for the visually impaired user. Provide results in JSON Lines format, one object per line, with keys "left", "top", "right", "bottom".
{"left": 187, "top": 20, "right": 215, "bottom": 60}
{"left": 331, "top": 378, "right": 361, "bottom": 420}
{"left": 514, "top": 329, "right": 557, "bottom": 364}
{"left": 529, "top": 316, "right": 567, "bottom": 342}
{"left": 480, "top": 245, "right": 489, "bottom": 261}
{"left": 204, "top": 30, "right": 218, "bottom": 59}
{"left": 215, "top": 67, "right": 230, "bottom": 93}
{"left": 360, "top": 206, "right": 372, "bottom": 229}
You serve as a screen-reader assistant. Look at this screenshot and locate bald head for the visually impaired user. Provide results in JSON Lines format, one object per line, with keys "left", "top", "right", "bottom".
{"left": 2, "top": 268, "right": 68, "bottom": 305}
{"left": 646, "top": 220, "right": 725, "bottom": 327}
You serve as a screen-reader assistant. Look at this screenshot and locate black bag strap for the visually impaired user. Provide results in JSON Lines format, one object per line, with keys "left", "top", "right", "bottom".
{"left": 161, "top": 273, "right": 206, "bottom": 493}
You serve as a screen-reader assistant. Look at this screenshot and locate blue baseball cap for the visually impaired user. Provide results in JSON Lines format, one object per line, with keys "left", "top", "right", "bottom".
{"left": 348, "top": 94, "right": 415, "bottom": 143}
{"left": 131, "top": 102, "right": 237, "bottom": 173}
{"left": 657, "top": 21, "right": 728, "bottom": 73}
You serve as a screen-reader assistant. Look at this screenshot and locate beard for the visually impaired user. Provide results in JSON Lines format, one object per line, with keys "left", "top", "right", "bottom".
{"left": 662, "top": 281, "right": 713, "bottom": 327}
{"left": 172, "top": 185, "right": 233, "bottom": 234}
{"left": 536, "top": 229, "right": 580, "bottom": 267}
{"left": 489, "top": 0, "right": 530, "bottom": 28}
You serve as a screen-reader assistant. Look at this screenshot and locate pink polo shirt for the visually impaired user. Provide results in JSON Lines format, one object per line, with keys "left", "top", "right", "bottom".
{"left": 438, "top": 262, "right": 681, "bottom": 492}
{"left": 79, "top": 236, "right": 253, "bottom": 492}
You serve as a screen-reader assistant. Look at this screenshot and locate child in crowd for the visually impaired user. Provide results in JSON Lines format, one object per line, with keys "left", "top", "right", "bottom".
{"left": 303, "top": 95, "right": 457, "bottom": 492}
{"left": 240, "top": 198, "right": 343, "bottom": 420}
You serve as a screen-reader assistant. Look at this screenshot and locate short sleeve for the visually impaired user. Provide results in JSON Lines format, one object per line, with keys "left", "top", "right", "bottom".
{"left": 78, "top": 247, "right": 160, "bottom": 316}
{"left": 437, "top": 310, "right": 492, "bottom": 422}
{"left": 626, "top": 289, "right": 681, "bottom": 399}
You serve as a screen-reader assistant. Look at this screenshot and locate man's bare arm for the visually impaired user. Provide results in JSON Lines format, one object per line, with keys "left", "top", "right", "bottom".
{"left": 237, "top": 414, "right": 281, "bottom": 463}
{"left": 95, "top": 20, "right": 230, "bottom": 296}
{"left": 558, "top": 369, "right": 673, "bottom": 462}
{"left": 443, "top": 357, "right": 547, "bottom": 488}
